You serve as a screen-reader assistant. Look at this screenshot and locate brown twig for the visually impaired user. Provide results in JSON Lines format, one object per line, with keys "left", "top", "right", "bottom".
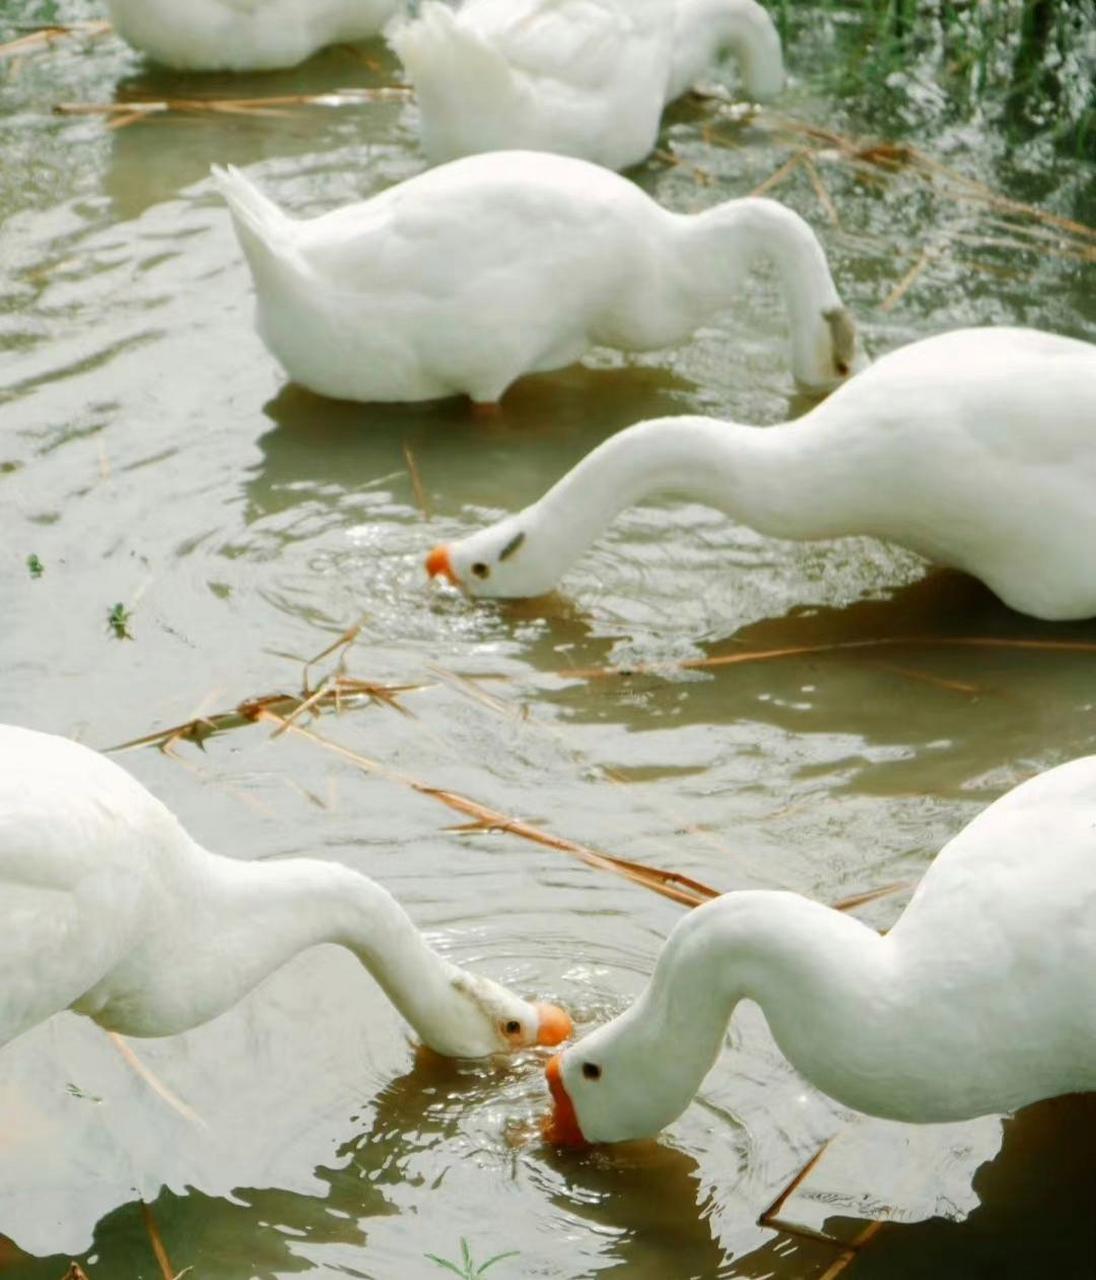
{"left": 254, "top": 712, "right": 912, "bottom": 920}
{"left": 750, "top": 109, "right": 1096, "bottom": 262}
{"left": 760, "top": 1141, "right": 886, "bottom": 1264}
{"left": 816, "top": 1221, "right": 886, "bottom": 1279}
{"left": 259, "top": 712, "right": 723, "bottom": 908}
{"left": 106, "top": 674, "right": 422, "bottom": 754}
{"left": 880, "top": 245, "right": 937, "bottom": 312}
{"left": 830, "top": 880, "right": 912, "bottom": 913}
{"left": 759, "top": 1140, "right": 833, "bottom": 1231}
{"left": 302, "top": 622, "right": 362, "bottom": 694}
{"left": 107, "top": 1034, "right": 208, "bottom": 1129}
{"left": 429, "top": 663, "right": 738, "bottom": 865}
{"left": 557, "top": 635, "right": 1096, "bottom": 682}
{"left": 801, "top": 153, "right": 840, "bottom": 226}
{"left": 869, "top": 663, "right": 983, "bottom": 695}
{"left": 139, "top": 1202, "right": 175, "bottom": 1280}
{"left": 403, "top": 442, "right": 431, "bottom": 518}
{"left": 0, "top": 21, "right": 110, "bottom": 60}
{"left": 751, "top": 151, "right": 802, "bottom": 197}
{"left": 53, "top": 87, "right": 412, "bottom": 125}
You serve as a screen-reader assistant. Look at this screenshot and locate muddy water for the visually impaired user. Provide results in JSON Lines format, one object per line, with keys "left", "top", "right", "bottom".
{"left": 2, "top": 1, "right": 1095, "bottom": 1276}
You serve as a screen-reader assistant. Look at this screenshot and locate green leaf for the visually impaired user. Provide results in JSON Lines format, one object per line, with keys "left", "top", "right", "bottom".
{"left": 476, "top": 1251, "right": 520, "bottom": 1276}
{"left": 424, "top": 1254, "right": 468, "bottom": 1278}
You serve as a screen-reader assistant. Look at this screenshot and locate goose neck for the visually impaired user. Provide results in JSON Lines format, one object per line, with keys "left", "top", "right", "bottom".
{"left": 581, "top": 892, "right": 891, "bottom": 1134}
{"left": 208, "top": 856, "right": 489, "bottom": 1056}
{"left": 670, "top": 0, "right": 785, "bottom": 100}
{"left": 529, "top": 414, "right": 809, "bottom": 577}
{"left": 681, "top": 198, "right": 851, "bottom": 389}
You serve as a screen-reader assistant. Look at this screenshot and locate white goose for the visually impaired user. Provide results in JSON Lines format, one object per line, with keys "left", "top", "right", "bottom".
{"left": 0, "top": 725, "right": 571, "bottom": 1059}
{"left": 104, "top": 0, "right": 401, "bottom": 72}
{"left": 544, "top": 754, "right": 1096, "bottom": 1145}
{"left": 213, "top": 151, "right": 859, "bottom": 406}
{"left": 427, "top": 327, "right": 1096, "bottom": 621}
{"left": 387, "top": 0, "right": 783, "bottom": 170}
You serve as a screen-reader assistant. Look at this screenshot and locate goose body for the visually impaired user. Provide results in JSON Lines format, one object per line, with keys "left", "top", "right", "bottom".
{"left": 546, "top": 755, "right": 1096, "bottom": 1144}
{"left": 104, "top": 0, "right": 400, "bottom": 72}
{"left": 388, "top": 0, "right": 783, "bottom": 170}
{"left": 213, "top": 152, "right": 858, "bottom": 405}
{"left": 428, "top": 327, "right": 1096, "bottom": 620}
{"left": 0, "top": 725, "right": 570, "bottom": 1058}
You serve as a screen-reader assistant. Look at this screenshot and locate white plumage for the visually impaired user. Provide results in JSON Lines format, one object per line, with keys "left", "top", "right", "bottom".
{"left": 388, "top": 0, "right": 784, "bottom": 170}
{"left": 104, "top": 0, "right": 400, "bottom": 71}
{"left": 546, "top": 755, "right": 1096, "bottom": 1144}
{"left": 431, "top": 327, "right": 1096, "bottom": 621}
{"left": 0, "top": 725, "right": 570, "bottom": 1059}
{"left": 213, "top": 151, "right": 858, "bottom": 405}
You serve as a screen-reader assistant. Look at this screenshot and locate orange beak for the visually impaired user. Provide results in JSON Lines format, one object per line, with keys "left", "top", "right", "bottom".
{"left": 534, "top": 1002, "right": 573, "bottom": 1048}
{"left": 543, "top": 1053, "right": 587, "bottom": 1147}
{"left": 425, "top": 544, "right": 459, "bottom": 586}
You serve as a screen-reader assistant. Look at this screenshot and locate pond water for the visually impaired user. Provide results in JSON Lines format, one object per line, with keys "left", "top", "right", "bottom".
{"left": 2, "top": 1, "right": 1095, "bottom": 1277}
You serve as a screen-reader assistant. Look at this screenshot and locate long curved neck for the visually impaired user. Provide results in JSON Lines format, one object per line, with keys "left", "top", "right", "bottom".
{"left": 624, "top": 892, "right": 893, "bottom": 1124}
{"left": 677, "top": 198, "right": 849, "bottom": 388}
{"left": 528, "top": 414, "right": 857, "bottom": 583}
{"left": 670, "top": 0, "right": 784, "bottom": 100}
{"left": 196, "top": 853, "right": 478, "bottom": 1055}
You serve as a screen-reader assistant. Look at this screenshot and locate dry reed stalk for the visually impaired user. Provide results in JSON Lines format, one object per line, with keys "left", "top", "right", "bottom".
{"left": 0, "top": 21, "right": 110, "bottom": 59}
{"left": 869, "top": 663, "right": 983, "bottom": 695}
{"left": 815, "top": 1221, "right": 886, "bottom": 1280}
{"left": 269, "top": 675, "right": 336, "bottom": 739}
{"left": 403, "top": 443, "right": 431, "bottom": 518}
{"left": 256, "top": 710, "right": 909, "bottom": 921}
{"left": 880, "top": 245, "right": 937, "bottom": 311}
{"left": 830, "top": 880, "right": 911, "bottom": 912}
{"left": 106, "top": 673, "right": 422, "bottom": 754}
{"left": 760, "top": 1140, "right": 887, "bottom": 1261}
{"left": 759, "top": 1140, "right": 832, "bottom": 1232}
{"left": 750, "top": 109, "right": 1095, "bottom": 259}
{"left": 303, "top": 622, "right": 362, "bottom": 693}
{"left": 750, "top": 151, "right": 802, "bottom": 197}
{"left": 53, "top": 86, "right": 411, "bottom": 126}
{"left": 107, "top": 1034, "right": 208, "bottom": 1129}
{"left": 259, "top": 711, "right": 723, "bottom": 908}
{"left": 801, "top": 153, "right": 840, "bottom": 226}
{"left": 139, "top": 1202, "right": 175, "bottom": 1280}
{"left": 908, "top": 147, "right": 1096, "bottom": 243}
{"left": 428, "top": 663, "right": 773, "bottom": 878}
{"left": 557, "top": 635, "right": 1096, "bottom": 682}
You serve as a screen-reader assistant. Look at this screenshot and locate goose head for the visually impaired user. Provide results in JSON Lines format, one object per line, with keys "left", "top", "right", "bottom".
{"left": 426, "top": 515, "right": 555, "bottom": 600}
{"left": 442, "top": 970, "right": 573, "bottom": 1058}
{"left": 542, "top": 1012, "right": 685, "bottom": 1145}
{"left": 795, "top": 305, "right": 869, "bottom": 394}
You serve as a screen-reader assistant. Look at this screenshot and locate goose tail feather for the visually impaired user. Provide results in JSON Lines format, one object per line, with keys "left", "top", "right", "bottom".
{"left": 211, "top": 163, "right": 293, "bottom": 254}
{"left": 387, "top": 2, "right": 518, "bottom": 127}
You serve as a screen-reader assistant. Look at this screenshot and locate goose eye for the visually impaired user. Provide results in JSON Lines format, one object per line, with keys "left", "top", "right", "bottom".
{"left": 472, "top": 562, "right": 490, "bottom": 579}
{"left": 503, "top": 1019, "right": 521, "bottom": 1035}
{"left": 582, "top": 1062, "right": 602, "bottom": 1081}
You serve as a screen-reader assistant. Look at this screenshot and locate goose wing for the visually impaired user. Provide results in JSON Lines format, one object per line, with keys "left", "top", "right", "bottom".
{"left": 463, "top": 0, "right": 671, "bottom": 91}
{"left": 0, "top": 727, "right": 165, "bottom": 1047}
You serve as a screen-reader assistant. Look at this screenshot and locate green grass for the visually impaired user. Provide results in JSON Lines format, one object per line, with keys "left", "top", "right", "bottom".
{"left": 425, "top": 1238, "right": 520, "bottom": 1279}
{"left": 778, "top": 0, "right": 1095, "bottom": 155}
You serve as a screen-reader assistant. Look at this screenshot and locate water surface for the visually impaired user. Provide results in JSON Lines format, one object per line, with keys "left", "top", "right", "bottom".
{"left": 2, "top": 1, "right": 1095, "bottom": 1276}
